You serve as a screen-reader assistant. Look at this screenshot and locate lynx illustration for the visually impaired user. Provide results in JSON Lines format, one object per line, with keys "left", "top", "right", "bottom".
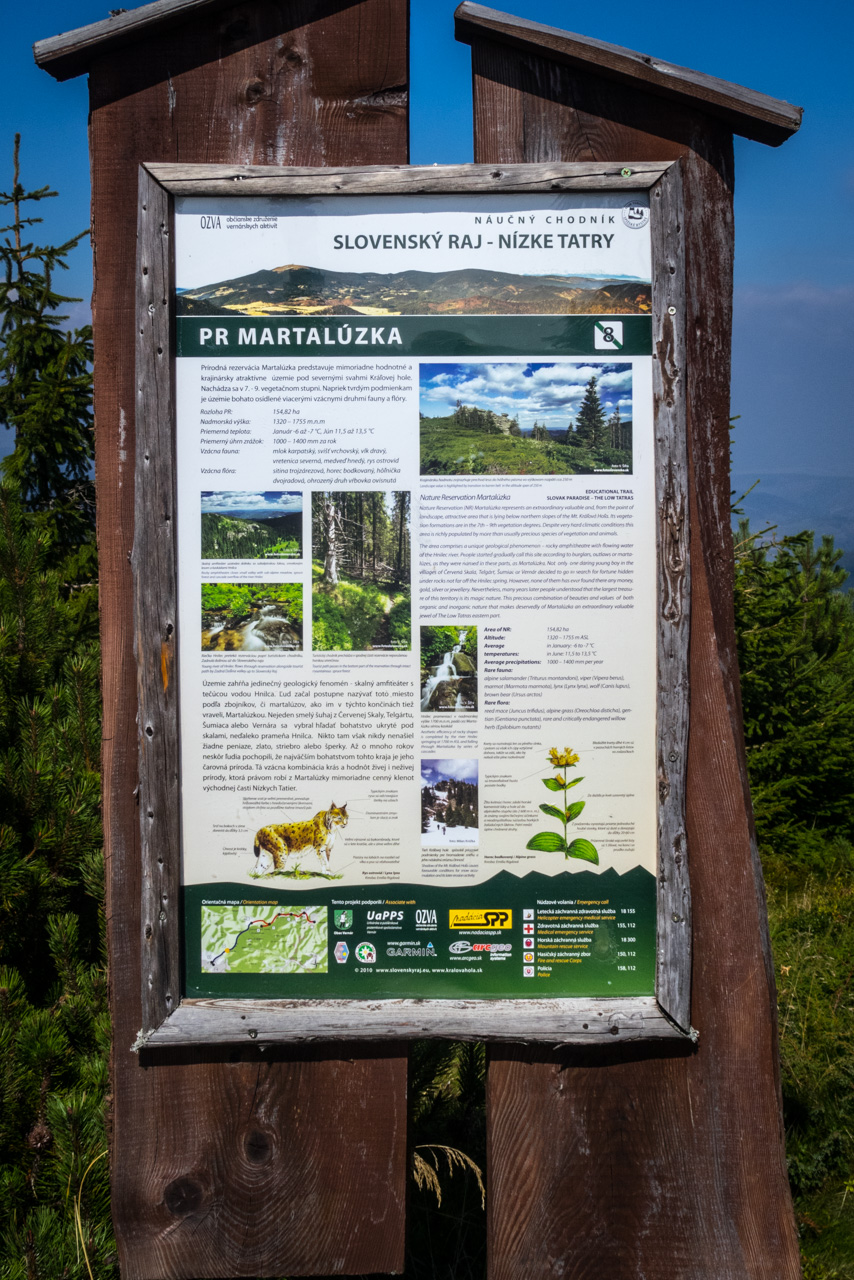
{"left": 253, "top": 803, "right": 348, "bottom": 876}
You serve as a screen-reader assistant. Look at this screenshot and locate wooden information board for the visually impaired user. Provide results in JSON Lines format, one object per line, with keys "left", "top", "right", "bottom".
{"left": 134, "top": 160, "right": 691, "bottom": 1049}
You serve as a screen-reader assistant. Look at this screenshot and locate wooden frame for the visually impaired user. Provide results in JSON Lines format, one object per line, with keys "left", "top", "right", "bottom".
{"left": 133, "top": 159, "right": 691, "bottom": 1050}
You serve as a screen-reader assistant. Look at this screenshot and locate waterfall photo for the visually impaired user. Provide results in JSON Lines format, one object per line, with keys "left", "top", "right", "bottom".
{"left": 420, "top": 626, "right": 478, "bottom": 711}
{"left": 201, "top": 583, "right": 303, "bottom": 652}
{"left": 201, "top": 491, "right": 302, "bottom": 560}
{"left": 311, "top": 491, "right": 411, "bottom": 651}
{"left": 421, "top": 759, "right": 479, "bottom": 846}
{"left": 420, "top": 361, "right": 633, "bottom": 476}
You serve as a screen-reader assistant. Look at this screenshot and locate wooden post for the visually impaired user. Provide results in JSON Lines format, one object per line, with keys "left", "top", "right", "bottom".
{"left": 453, "top": 5, "right": 804, "bottom": 1277}
{"left": 35, "top": 2, "right": 409, "bottom": 1275}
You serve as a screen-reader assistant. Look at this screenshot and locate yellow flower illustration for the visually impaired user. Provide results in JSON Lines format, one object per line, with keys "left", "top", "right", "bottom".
{"left": 526, "top": 747, "right": 598, "bottom": 865}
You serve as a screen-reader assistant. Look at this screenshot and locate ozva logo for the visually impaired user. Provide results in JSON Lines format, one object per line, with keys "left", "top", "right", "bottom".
{"left": 355, "top": 942, "right": 377, "bottom": 964}
{"left": 449, "top": 909, "right": 512, "bottom": 929}
{"left": 449, "top": 940, "right": 473, "bottom": 954}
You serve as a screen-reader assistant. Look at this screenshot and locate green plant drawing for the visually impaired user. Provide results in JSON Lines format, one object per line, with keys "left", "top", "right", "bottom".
{"left": 525, "top": 747, "right": 599, "bottom": 863}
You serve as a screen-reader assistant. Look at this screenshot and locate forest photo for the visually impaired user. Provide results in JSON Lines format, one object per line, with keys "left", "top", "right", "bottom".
{"left": 312, "top": 491, "right": 411, "bottom": 651}
{"left": 421, "top": 626, "right": 478, "bottom": 711}
{"left": 201, "top": 491, "right": 302, "bottom": 559}
{"left": 201, "top": 583, "right": 302, "bottom": 651}
{"left": 421, "top": 759, "right": 479, "bottom": 846}
{"left": 420, "top": 361, "right": 633, "bottom": 476}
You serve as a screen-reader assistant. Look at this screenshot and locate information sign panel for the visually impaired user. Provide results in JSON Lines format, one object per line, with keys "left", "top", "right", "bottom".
{"left": 133, "top": 163, "right": 691, "bottom": 1046}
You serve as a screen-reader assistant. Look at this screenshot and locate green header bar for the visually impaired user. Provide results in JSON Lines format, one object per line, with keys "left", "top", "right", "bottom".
{"left": 176, "top": 314, "right": 652, "bottom": 359}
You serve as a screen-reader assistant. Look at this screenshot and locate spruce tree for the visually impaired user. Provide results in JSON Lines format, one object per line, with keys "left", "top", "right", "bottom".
{"left": 574, "top": 376, "right": 606, "bottom": 451}
{"left": 0, "top": 142, "right": 113, "bottom": 1278}
{"left": 607, "top": 405, "right": 622, "bottom": 449}
{"left": 0, "top": 135, "right": 95, "bottom": 572}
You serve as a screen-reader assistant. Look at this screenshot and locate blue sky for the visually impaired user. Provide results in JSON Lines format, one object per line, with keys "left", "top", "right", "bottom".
{"left": 420, "top": 362, "right": 632, "bottom": 431}
{"left": 201, "top": 491, "right": 302, "bottom": 516}
{"left": 3, "top": 0, "right": 853, "bottom": 480}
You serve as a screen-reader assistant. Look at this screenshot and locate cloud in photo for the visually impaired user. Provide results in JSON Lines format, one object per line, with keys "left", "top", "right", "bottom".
{"left": 201, "top": 490, "right": 302, "bottom": 515}
{"left": 420, "top": 362, "right": 632, "bottom": 433}
{"left": 421, "top": 757, "right": 479, "bottom": 785}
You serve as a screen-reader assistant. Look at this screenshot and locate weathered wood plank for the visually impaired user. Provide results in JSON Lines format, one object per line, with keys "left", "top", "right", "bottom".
{"left": 115, "top": 1045, "right": 408, "bottom": 1278}
{"left": 146, "top": 158, "right": 672, "bottom": 193}
{"left": 83, "top": 2, "right": 410, "bottom": 1275}
{"left": 455, "top": 1, "right": 802, "bottom": 146}
{"left": 138, "top": 996, "right": 693, "bottom": 1048}
{"left": 650, "top": 161, "right": 691, "bottom": 1032}
{"left": 468, "top": 36, "right": 801, "bottom": 1280}
{"left": 134, "top": 167, "right": 181, "bottom": 1036}
{"left": 36, "top": 0, "right": 309, "bottom": 81}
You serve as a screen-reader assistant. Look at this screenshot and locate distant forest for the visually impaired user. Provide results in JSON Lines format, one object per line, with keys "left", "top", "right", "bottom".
{"left": 311, "top": 491, "right": 411, "bottom": 651}
{"left": 421, "top": 376, "right": 632, "bottom": 476}
{"left": 201, "top": 511, "right": 301, "bottom": 559}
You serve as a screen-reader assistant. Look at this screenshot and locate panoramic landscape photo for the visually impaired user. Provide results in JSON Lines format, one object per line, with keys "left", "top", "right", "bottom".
{"left": 201, "top": 491, "right": 302, "bottom": 560}
{"left": 201, "top": 583, "right": 303, "bottom": 652}
{"left": 420, "top": 361, "right": 633, "bottom": 476}
{"left": 421, "top": 758, "right": 479, "bottom": 845}
{"left": 312, "top": 491, "right": 411, "bottom": 651}
{"left": 177, "top": 264, "right": 651, "bottom": 317}
{"left": 421, "top": 626, "right": 478, "bottom": 711}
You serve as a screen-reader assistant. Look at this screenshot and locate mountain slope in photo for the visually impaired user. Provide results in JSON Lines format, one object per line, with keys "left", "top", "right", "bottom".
{"left": 177, "top": 264, "right": 651, "bottom": 316}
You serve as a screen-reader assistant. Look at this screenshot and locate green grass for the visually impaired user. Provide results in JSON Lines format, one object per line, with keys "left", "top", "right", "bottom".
{"left": 311, "top": 563, "right": 410, "bottom": 651}
{"left": 387, "top": 596, "right": 412, "bottom": 649}
{"left": 763, "top": 837, "right": 854, "bottom": 1277}
{"left": 201, "top": 582, "right": 303, "bottom": 627}
{"left": 420, "top": 416, "right": 630, "bottom": 476}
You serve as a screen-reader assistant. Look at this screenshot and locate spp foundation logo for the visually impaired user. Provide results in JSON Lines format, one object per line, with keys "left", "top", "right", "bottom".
{"left": 449, "top": 909, "right": 512, "bottom": 929}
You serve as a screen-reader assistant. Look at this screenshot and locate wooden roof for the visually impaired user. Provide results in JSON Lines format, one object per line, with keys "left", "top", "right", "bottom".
{"left": 33, "top": 0, "right": 245, "bottom": 80}
{"left": 454, "top": 1, "right": 802, "bottom": 146}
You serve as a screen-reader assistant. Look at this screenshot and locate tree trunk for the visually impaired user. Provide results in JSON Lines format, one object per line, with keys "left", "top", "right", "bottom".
{"left": 323, "top": 498, "right": 339, "bottom": 587}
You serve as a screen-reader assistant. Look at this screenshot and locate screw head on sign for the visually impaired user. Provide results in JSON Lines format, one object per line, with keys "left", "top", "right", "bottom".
{"left": 620, "top": 168, "right": 632, "bottom": 177}
{"left": 668, "top": 306, "right": 677, "bottom": 315}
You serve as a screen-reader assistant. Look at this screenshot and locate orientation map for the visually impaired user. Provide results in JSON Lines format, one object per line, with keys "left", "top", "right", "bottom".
{"left": 175, "top": 190, "right": 659, "bottom": 1001}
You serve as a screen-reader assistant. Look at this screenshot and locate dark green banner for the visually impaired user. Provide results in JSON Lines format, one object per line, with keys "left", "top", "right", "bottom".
{"left": 177, "top": 314, "right": 652, "bottom": 359}
{"left": 184, "top": 867, "right": 656, "bottom": 1001}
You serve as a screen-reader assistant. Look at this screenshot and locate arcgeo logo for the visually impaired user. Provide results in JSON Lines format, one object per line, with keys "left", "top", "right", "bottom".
{"left": 449, "top": 909, "right": 512, "bottom": 929}
{"left": 367, "top": 910, "right": 403, "bottom": 922}
{"left": 449, "top": 940, "right": 472, "bottom": 954}
{"left": 473, "top": 943, "right": 512, "bottom": 953}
